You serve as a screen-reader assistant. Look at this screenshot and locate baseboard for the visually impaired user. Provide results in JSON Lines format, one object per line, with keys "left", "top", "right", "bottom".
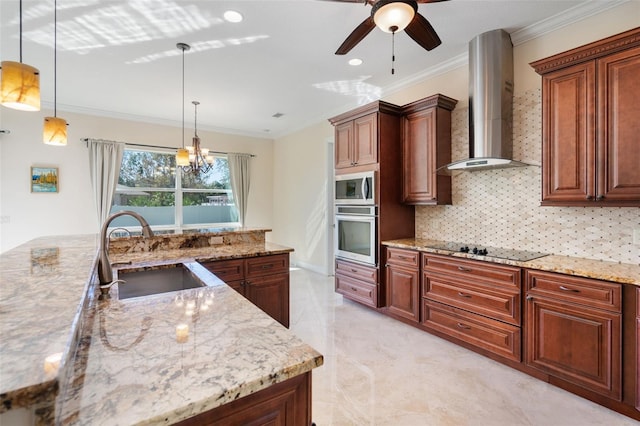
{"left": 292, "top": 260, "right": 331, "bottom": 276}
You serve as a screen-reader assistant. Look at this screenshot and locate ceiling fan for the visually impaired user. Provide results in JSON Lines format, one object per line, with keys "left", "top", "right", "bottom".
{"left": 328, "top": 0, "right": 449, "bottom": 55}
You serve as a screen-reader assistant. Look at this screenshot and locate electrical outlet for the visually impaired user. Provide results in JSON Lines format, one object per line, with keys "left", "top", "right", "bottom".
{"left": 211, "top": 236, "right": 224, "bottom": 245}
{"left": 633, "top": 228, "right": 640, "bottom": 246}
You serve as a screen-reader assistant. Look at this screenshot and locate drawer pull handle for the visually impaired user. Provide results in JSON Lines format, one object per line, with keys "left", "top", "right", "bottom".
{"left": 260, "top": 264, "right": 273, "bottom": 270}
{"left": 352, "top": 268, "right": 359, "bottom": 272}
{"left": 457, "top": 292, "right": 471, "bottom": 298}
{"left": 559, "top": 285, "right": 580, "bottom": 293}
{"left": 398, "top": 255, "right": 409, "bottom": 260}
{"left": 457, "top": 323, "right": 471, "bottom": 330}
{"left": 351, "top": 287, "right": 358, "bottom": 292}
{"left": 457, "top": 266, "right": 471, "bottom": 272}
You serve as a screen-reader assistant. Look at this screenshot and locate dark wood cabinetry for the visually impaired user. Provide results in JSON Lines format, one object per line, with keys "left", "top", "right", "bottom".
{"left": 524, "top": 270, "right": 622, "bottom": 400}
{"left": 422, "top": 254, "right": 522, "bottom": 362}
{"left": 176, "top": 371, "right": 311, "bottom": 426}
{"left": 334, "top": 113, "right": 378, "bottom": 169}
{"left": 531, "top": 27, "right": 640, "bottom": 206}
{"left": 384, "top": 247, "right": 420, "bottom": 322}
{"left": 335, "top": 259, "right": 379, "bottom": 308}
{"left": 201, "top": 254, "right": 290, "bottom": 327}
{"left": 401, "top": 94, "right": 457, "bottom": 205}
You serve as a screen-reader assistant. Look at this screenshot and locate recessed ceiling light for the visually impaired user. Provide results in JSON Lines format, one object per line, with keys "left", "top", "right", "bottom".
{"left": 348, "top": 58, "right": 363, "bottom": 66}
{"left": 223, "top": 10, "right": 243, "bottom": 23}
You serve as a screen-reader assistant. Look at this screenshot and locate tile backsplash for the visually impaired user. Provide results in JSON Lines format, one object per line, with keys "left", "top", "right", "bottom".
{"left": 416, "top": 89, "right": 639, "bottom": 264}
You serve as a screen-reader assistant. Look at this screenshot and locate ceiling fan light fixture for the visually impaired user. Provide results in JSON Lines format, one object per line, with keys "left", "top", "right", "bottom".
{"left": 373, "top": 1, "right": 417, "bottom": 33}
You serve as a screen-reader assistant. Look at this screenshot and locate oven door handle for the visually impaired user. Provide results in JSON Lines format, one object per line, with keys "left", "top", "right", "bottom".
{"left": 362, "top": 177, "right": 369, "bottom": 201}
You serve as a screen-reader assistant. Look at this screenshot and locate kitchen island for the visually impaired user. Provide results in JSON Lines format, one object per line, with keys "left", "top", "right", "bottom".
{"left": 0, "top": 230, "right": 323, "bottom": 425}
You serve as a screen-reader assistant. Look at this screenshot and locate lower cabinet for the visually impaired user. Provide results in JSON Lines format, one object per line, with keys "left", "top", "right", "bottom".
{"left": 335, "top": 259, "right": 379, "bottom": 308}
{"left": 175, "top": 372, "right": 311, "bottom": 426}
{"left": 524, "top": 269, "right": 622, "bottom": 400}
{"left": 201, "top": 254, "right": 290, "bottom": 328}
{"left": 384, "top": 247, "right": 420, "bottom": 322}
{"left": 421, "top": 253, "right": 522, "bottom": 362}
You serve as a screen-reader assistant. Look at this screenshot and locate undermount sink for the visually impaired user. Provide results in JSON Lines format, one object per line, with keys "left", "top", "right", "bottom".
{"left": 116, "top": 263, "right": 206, "bottom": 300}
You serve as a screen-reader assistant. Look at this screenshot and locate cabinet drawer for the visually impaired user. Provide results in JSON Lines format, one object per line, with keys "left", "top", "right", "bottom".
{"left": 335, "top": 259, "right": 378, "bottom": 284}
{"left": 385, "top": 247, "right": 419, "bottom": 268}
{"left": 525, "top": 270, "right": 621, "bottom": 312}
{"left": 335, "top": 274, "right": 377, "bottom": 308}
{"left": 201, "top": 259, "right": 244, "bottom": 282}
{"left": 421, "top": 299, "right": 521, "bottom": 362}
{"left": 423, "top": 275, "right": 520, "bottom": 326}
{"left": 246, "top": 254, "right": 289, "bottom": 279}
{"left": 423, "top": 254, "right": 520, "bottom": 289}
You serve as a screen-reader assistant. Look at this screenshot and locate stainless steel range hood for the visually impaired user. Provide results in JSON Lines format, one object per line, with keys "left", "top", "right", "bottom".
{"left": 443, "top": 29, "right": 529, "bottom": 172}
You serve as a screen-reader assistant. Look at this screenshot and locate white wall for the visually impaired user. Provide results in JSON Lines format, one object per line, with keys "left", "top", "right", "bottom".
{"left": 271, "top": 121, "right": 334, "bottom": 273}
{"left": 0, "top": 108, "right": 274, "bottom": 252}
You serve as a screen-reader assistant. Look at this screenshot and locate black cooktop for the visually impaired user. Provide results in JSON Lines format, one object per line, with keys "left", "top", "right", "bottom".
{"left": 424, "top": 242, "right": 548, "bottom": 262}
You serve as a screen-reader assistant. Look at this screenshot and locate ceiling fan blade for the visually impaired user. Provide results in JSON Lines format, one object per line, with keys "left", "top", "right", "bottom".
{"left": 405, "top": 13, "right": 441, "bottom": 51}
{"left": 335, "top": 16, "right": 376, "bottom": 55}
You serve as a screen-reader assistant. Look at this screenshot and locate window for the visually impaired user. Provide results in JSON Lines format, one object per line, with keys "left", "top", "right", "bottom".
{"left": 109, "top": 148, "right": 238, "bottom": 230}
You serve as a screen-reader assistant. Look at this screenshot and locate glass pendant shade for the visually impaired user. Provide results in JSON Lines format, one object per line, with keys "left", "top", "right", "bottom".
{"left": 1, "top": 60, "right": 41, "bottom": 111}
{"left": 43, "top": 116, "right": 67, "bottom": 145}
{"left": 373, "top": 2, "right": 416, "bottom": 33}
{"left": 176, "top": 148, "right": 190, "bottom": 166}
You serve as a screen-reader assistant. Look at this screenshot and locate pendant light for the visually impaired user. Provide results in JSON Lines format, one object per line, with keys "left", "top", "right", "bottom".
{"left": 44, "top": 0, "right": 68, "bottom": 146}
{"left": 175, "top": 43, "right": 214, "bottom": 174}
{"left": 0, "top": 0, "right": 41, "bottom": 111}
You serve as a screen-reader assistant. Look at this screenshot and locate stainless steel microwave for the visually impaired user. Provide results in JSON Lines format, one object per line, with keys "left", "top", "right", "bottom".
{"left": 335, "top": 171, "right": 375, "bottom": 205}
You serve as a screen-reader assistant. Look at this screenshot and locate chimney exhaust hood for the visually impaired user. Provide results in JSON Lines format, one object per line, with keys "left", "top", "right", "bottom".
{"left": 442, "top": 29, "right": 529, "bottom": 172}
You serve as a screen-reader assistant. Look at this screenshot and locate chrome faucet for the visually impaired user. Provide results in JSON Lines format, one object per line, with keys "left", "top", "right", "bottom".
{"left": 97, "top": 211, "right": 154, "bottom": 292}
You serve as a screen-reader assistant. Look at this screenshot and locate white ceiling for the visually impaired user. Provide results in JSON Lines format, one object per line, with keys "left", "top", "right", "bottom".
{"left": 0, "top": 0, "right": 619, "bottom": 139}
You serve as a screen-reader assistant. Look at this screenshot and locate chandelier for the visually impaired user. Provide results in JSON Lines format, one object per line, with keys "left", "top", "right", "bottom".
{"left": 177, "top": 101, "right": 214, "bottom": 173}
{"left": 175, "top": 43, "right": 214, "bottom": 175}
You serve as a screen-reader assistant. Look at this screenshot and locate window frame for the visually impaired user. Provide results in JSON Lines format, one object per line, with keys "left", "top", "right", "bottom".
{"left": 110, "top": 146, "right": 239, "bottom": 232}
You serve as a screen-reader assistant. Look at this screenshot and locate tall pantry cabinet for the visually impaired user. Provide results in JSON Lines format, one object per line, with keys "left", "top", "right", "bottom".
{"left": 330, "top": 101, "right": 415, "bottom": 308}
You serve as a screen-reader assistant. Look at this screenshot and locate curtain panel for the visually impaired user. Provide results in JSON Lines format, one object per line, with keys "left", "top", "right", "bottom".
{"left": 227, "top": 153, "right": 252, "bottom": 227}
{"left": 88, "top": 139, "right": 124, "bottom": 226}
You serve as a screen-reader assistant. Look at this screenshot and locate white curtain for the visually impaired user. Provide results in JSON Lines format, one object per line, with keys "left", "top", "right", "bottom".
{"left": 227, "top": 153, "right": 252, "bottom": 227}
{"left": 88, "top": 139, "right": 125, "bottom": 226}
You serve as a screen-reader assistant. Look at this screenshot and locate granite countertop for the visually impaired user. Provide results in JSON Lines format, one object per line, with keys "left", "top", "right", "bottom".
{"left": 383, "top": 238, "right": 640, "bottom": 286}
{"left": 0, "top": 233, "right": 322, "bottom": 425}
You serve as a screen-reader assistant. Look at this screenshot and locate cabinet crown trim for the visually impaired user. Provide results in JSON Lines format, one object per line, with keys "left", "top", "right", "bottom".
{"left": 402, "top": 93, "right": 458, "bottom": 114}
{"left": 530, "top": 26, "right": 640, "bottom": 74}
{"left": 329, "top": 100, "right": 402, "bottom": 125}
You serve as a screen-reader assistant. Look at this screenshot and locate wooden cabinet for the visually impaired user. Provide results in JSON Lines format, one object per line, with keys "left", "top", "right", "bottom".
{"left": 384, "top": 247, "right": 420, "bottom": 322}
{"left": 335, "top": 114, "right": 377, "bottom": 169}
{"left": 421, "top": 254, "right": 522, "bottom": 362}
{"left": 524, "top": 270, "right": 622, "bottom": 400}
{"left": 334, "top": 112, "right": 377, "bottom": 170}
{"left": 201, "top": 254, "right": 290, "bottom": 328}
{"left": 637, "top": 288, "right": 640, "bottom": 410}
{"left": 335, "top": 259, "right": 378, "bottom": 308}
{"left": 401, "top": 94, "right": 457, "bottom": 205}
{"left": 176, "top": 371, "right": 311, "bottom": 426}
{"left": 531, "top": 27, "right": 640, "bottom": 206}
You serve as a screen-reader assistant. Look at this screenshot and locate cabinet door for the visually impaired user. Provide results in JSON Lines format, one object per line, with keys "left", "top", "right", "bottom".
{"left": 335, "top": 121, "right": 353, "bottom": 169}
{"left": 525, "top": 296, "right": 621, "bottom": 400}
{"left": 353, "top": 113, "right": 377, "bottom": 166}
{"left": 403, "top": 108, "right": 437, "bottom": 203}
{"left": 541, "top": 61, "right": 596, "bottom": 204}
{"left": 597, "top": 46, "right": 640, "bottom": 203}
{"left": 385, "top": 264, "right": 420, "bottom": 322}
{"left": 245, "top": 273, "right": 289, "bottom": 328}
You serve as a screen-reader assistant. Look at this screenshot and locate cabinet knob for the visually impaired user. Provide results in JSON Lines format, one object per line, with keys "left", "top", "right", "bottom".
{"left": 586, "top": 195, "right": 594, "bottom": 200}
{"left": 526, "top": 295, "right": 534, "bottom": 301}
{"left": 596, "top": 195, "right": 605, "bottom": 201}
{"left": 384, "top": 264, "right": 389, "bottom": 268}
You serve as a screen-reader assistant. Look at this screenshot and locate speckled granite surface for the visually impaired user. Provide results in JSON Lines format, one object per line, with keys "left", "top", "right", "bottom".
{"left": 0, "top": 231, "right": 322, "bottom": 425}
{"left": 383, "top": 238, "right": 640, "bottom": 285}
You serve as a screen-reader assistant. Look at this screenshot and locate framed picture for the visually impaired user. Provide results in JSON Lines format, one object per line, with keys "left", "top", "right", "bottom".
{"left": 31, "top": 166, "right": 59, "bottom": 193}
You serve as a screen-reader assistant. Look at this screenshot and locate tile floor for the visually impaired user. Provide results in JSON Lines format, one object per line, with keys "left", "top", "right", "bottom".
{"left": 288, "top": 268, "right": 636, "bottom": 426}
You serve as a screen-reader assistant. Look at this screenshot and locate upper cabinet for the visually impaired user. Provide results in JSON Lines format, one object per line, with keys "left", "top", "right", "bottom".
{"left": 531, "top": 27, "right": 640, "bottom": 207}
{"left": 330, "top": 101, "right": 402, "bottom": 173}
{"left": 401, "top": 94, "right": 457, "bottom": 205}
